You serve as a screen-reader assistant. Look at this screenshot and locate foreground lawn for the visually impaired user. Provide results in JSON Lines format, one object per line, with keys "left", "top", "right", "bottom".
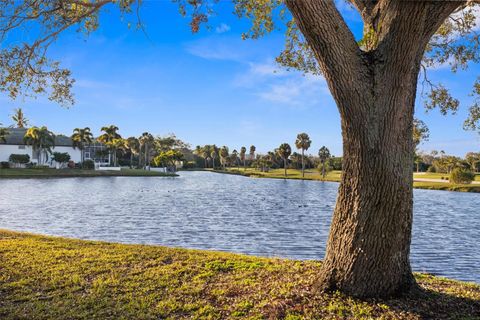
{"left": 215, "top": 168, "right": 480, "bottom": 193}
{"left": 0, "top": 168, "right": 176, "bottom": 178}
{"left": 0, "top": 230, "right": 479, "bottom": 319}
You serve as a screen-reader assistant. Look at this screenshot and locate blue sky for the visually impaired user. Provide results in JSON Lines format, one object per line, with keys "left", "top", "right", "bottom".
{"left": 1, "top": 1, "right": 479, "bottom": 157}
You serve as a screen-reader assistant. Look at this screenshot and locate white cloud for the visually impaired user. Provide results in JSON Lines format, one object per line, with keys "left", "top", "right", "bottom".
{"left": 184, "top": 36, "right": 272, "bottom": 62}
{"left": 234, "top": 60, "right": 330, "bottom": 107}
{"left": 257, "top": 74, "right": 329, "bottom": 107}
{"left": 184, "top": 37, "right": 250, "bottom": 61}
{"left": 185, "top": 37, "right": 333, "bottom": 108}
{"left": 215, "top": 23, "right": 231, "bottom": 34}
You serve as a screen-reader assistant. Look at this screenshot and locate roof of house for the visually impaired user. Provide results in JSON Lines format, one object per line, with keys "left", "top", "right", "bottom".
{"left": 0, "top": 128, "right": 74, "bottom": 147}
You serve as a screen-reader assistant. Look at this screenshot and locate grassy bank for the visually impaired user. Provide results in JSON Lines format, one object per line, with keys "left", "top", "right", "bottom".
{"left": 0, "top": 230, "right": 479, "bottom": 319}
{"left": 212, "top": 168, "right": 480, "bottom": 193}
{"left": 0, "top": 168, "right": 177, "bottom": 178}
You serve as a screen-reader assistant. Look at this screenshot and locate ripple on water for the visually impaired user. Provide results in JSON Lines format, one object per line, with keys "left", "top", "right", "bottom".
{"left": 0, "top": 171, "right": 478, "bottom": 283}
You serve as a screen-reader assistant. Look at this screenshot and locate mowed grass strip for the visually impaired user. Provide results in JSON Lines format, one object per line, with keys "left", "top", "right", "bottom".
{"left": 215, "top": 168, "right": 480, "bottom": 193}
{"left": 0, "top": 230, "right": 479, "bottom": 319}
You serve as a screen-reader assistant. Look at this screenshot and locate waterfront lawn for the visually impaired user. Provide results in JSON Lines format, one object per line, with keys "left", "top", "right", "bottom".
{"left": 0, "top": 168, "right": 176, "bottom": 178}
{"left": 413, "top": 172, "right": 480, "bottom": 181}
{"left": 1, "top": 230, "right": 479, "bottom": 319}
{"left": 218, "top": 168, "right": 480, "bottom": 192}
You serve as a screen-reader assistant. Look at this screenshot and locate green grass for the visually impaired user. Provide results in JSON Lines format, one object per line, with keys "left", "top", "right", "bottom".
{"left": 213, "top": 168, "right": 480, "bottom": 193}
{"left": 0, "top": 230, "right": 479, "bottom": 319}
{"left": 0, "top": 168, "right": 177, "bottom": 178}
{"left": 413, "top": 172, "right": 480, "bottom": 181}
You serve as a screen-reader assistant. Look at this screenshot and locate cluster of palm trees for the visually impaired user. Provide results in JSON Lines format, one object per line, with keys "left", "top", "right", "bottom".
{"left": 70, "top": 126, "right": 158, "bottom": 168}
{"left": 193, "top": 145, "right": 256, "bottom": 169}
{"left": 23, "top": 126, "right": 56, "bottom": 165}
{"left": 192, "top": 133, "right": 332, "bottom": 177}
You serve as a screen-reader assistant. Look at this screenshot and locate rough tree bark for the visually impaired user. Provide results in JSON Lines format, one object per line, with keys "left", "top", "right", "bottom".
{"left": 285, "top": 0, "right": 461, "bottom": 297}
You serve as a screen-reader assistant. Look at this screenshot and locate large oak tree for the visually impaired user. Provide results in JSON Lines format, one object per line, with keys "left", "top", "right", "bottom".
{"left": 1, "top": 0, "right": 480, "bottom": 298}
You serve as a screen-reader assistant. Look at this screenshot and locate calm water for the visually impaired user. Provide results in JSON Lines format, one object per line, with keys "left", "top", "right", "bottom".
{"left": 0, "top": 171, "right": 478, "bottom": 283}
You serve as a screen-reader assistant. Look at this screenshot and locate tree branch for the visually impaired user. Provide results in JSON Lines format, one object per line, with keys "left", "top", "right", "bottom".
{"left": 284, "top": 0, "right": 370, "bottom": 116}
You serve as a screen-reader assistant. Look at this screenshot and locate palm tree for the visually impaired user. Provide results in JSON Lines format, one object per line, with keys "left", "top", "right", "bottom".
{"left": 139, "top": 132, "right": 154, "bottom": 170}
{"left": 111, "top": 138, "right": 127, "bottom": 167}
{"left": 71, "top": 127, "right": 93, "bottom": 166}
{"left": 0, "top": 124, "right": 9, "bottom": 143}
{"left": 126, "top": 137, "right": 140, "bottom": 169}
{"left": 98, "top": 125, "right": 121, "bottom": 166}
{"left": 202, "top": 148, "right": 210, "bottom": 168}
{"left": 240, "top": 146, "right": 247, "bottom": 170}
{"left": 194, "top": 145, "right": 209, "bottom": 168}
{"left": 219, "top": 146, "right": 229, "bottom": 170}
{"left": 24, "top": 126, "right": 56, "bottom": 165}
{"left": 12, "top": 108, "right": 29, "bottom": 128}
{"left": 231, "top": 149, "right": 239, "bottom": 169}
{"left": 249, "top": 145, "right": 256, "bottom": 161}
{"left": 318, "top": 146, "right": 331, "bottom": 179}
{"left": 210, "top": 146, "right": 218, "bottom": 169}
{"left": 277, "top": 143, "right": 292, "bottom": 177}
{"left": 295, "top": 132, "right": 312, "bottom": 178}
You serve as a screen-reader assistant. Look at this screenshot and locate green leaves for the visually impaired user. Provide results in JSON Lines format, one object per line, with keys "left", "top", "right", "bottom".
{"left": 424, "top": 85, "right": 460, "bottom": 116}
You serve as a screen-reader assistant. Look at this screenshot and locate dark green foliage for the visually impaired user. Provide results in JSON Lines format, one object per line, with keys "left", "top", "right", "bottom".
{"left": 82, "top": 159, "right": 95, "bottom": 170}
{"left": 8, "top": 153, "right": 30, "bottom": 164}
{"left": 450, "top": 168, "right": 475, "bottom": 184}
{"left": 1, "top": 161, "right": 10, "bottom": 169}
{"left": 52, "top": 152, "right": 71, "bottom": 164}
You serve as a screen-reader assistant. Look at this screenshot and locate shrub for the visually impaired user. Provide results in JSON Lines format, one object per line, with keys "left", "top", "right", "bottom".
{"left": 450, "top": 168, "right": 475, "bottom": 184}
{"left": 1, "top": 161, "right": 10, "bottom": 169}
{"left": 9, "top": 154, "right": 30, "bottom": 165}
{"left": 52, "top": 152, "right": 71, "bottom": 165}
{"left": 82, "top": 159, "right": 95, "bottom": 170}
{"left": 427, "top": 166, "right": 436, "bottom": 173}
{"left": 182, "top": 161, "right": 197, "bottom": 169}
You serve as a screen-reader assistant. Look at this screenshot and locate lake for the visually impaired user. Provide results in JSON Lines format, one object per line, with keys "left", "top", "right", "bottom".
{"left": 0, "top": 171, "right": 478, "bottom": 283}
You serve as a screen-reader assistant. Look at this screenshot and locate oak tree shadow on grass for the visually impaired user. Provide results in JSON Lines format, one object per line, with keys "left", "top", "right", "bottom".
{"left": 380, "top": 285, "right": 480, "bottom": 319}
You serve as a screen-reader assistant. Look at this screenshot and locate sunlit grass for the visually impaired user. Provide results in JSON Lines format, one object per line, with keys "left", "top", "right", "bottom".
{"left": 215, "top": 168, "right": 480, "bottom": 192}
{"left": 0, "top": 230, "right": 479, "bottom": 319}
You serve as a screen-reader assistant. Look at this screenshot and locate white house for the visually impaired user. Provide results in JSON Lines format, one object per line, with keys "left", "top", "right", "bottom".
{"left": 0, "top": 128, "right": 82, "bottom": 167}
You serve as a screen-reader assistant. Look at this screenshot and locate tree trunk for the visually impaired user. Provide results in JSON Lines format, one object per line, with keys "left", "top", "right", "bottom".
{"left": 301, "top": 149, "right": 305, "bottom": 178}
{"left": 284, "top": 0, "right": 460, "bottom": 298}
{"left": 284, "top": 159, "right": 287, "bottom": 177}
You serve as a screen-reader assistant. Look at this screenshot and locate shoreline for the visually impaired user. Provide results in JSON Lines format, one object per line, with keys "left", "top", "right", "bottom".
{"left": 1, "top": 229, "right": 479, "bottom": 319}
{"left": 200, "top": 168, "right": 480, "bottom": 193}
{"left": 0, "top": 168, "right": 178, "bottom": 179}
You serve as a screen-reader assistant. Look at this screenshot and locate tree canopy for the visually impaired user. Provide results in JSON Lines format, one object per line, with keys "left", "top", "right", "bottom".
{"left": 1, "top": 1, "right": 479, "bottom": 133}
{"left": 0, "top": 0, "right": 480, "bottom": 134}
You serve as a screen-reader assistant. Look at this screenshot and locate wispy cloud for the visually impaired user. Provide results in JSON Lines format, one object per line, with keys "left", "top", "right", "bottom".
{"left": 257, "top": 74, "right": 329, "bottom": 107}
{"left": 235, "top": 60, "right": 330, "bottom": 107}
{"left": 186, "top": 37, "right": 332, "bottom": 108}
{"left": 184, "top": 36, "right": 275, "bottom": 62}
{"left": 215, "top": 23, "right": 231, "bottom": 34}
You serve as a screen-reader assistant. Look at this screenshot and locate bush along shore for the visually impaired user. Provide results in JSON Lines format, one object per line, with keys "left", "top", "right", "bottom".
{"left": 207, "top": 168, "right": 480, "bottom": 193}
{"left": 0, "top": 230, "right": 479, "bottom": 319}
